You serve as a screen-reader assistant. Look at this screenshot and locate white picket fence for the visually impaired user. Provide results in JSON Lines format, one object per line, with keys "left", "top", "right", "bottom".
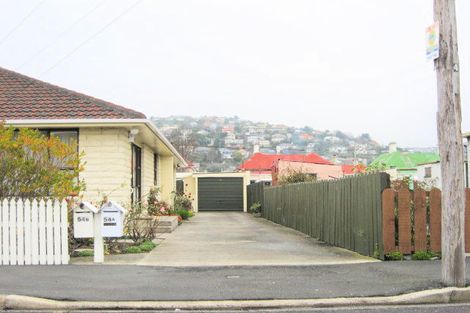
{"left": 0, "top": 199, "right": 69, "bottom": 265}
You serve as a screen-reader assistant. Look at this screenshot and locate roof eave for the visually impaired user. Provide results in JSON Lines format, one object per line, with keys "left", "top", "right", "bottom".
{"left": 4, "top": 118, "right": 187, "bottom": 167}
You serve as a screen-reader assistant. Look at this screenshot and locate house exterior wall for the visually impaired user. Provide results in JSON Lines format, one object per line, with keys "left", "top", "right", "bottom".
{"left": 79, "top": 128, "right": 175, "bottom": 206}
{"left": 248, "top": 172, "right": 273, "bottom": 183}
{"left": 416, "top": 162, "right": 442, "bottom": 189}
{"left": 159, "top": 156, "right": 176, "bottom": 204}
{"left": 141, "top": 144, "right": 155, "bottom": 199}
{"left": 273, "top": 160, "right": 343, "bottom": 185}
{"left": 79, "top": 128, "right": 132, "bottom": 204}
{"left": 182, "top": 175, "right": 197, "bottom": 208}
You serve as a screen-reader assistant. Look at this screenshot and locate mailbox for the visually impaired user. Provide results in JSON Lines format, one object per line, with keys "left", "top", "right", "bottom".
{"left": 100, "top": 201, "right": 126, "bottom": 237}
{"left": 73, "top": 201, "right": 99, "bottom": 238}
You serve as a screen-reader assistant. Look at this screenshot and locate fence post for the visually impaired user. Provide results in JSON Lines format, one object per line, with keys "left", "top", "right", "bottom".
{"left": 382, "top": 189, "right": 395, "bottom": 254}
{"left": 9, "top": 198, "right": 17, "bottom": 265}
{"left": 398, "top": 189, "right": 412, "bottom": 254}
{"left": 61, "top": 200, "right": 69, "bottom": 264}
{"left": 466, "top": 189, "right": 470, "bottom": 253}
{"left": 17, "top": 199, "right": 25, "bottom": 265}
{"left": 31, "top": 199, "right": 39, "bottom": 265}
{"left": 430, "top": 188, "right": 442, "bottom": 252}
{"left": 24, "top": 199, "right": 32, "bottom": 265}
{"left": 1, "top": 199, "right": 8, "bottom": 265}
{"left": 414, "top": 189, "right": 427, "bottom": 252}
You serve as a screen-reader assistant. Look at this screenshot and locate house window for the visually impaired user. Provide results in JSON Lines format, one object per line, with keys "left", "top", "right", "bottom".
{"left": 424, "top": 167, "right": 432, "bottom": 178}
{"left": 49, "top": 130, "right": 79, "bottom": 170}
{"left": 307, "top": 173, "right": 318, "bottom": 180}
{"left": 153, "top": 153, "right": 158, "bottom": 186}
{"left": 50, "top": 130, "right": 78, "bottom": 146}
{"left": 27, "top": 129, "right": 79, "bottom": 171}
{"left": 131, "top": 144, "right": 142, "bottom": 204}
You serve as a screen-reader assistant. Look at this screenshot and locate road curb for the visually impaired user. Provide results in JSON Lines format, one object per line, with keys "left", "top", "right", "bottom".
{"left": 0, "top": 295, "right": 5, "bottom": 310}
{"left": 3, "top": 287, "right": 470, "bottom": 310}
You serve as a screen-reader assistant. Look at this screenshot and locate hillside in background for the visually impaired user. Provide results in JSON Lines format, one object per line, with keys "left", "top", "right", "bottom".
{"left": 151, "top": 116, "right": 387, "bottom": 172}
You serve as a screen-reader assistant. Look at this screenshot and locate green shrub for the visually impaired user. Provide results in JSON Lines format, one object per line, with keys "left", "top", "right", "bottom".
{"left": 412, "top": 251, "right": 439, "bottom": 260}
{"left": 248, "top": 201, "right": 262, "bottom": 214}
{"left": 277, "top": 168, "right": 316, "bottom": 185}
{"left": 139, "top": 241, "right": 157, "bottom": 252}
{"left": 125, "top": 246, "right": 142, "bottom": 254}
{"left": 177, "top": 209, "right": 191, "bottom": 220}
{"left": 385, "top": 251, "right": 404, "bottom": 261}
{"left": 76, "top": 249, "right": 94, "bottom": 257}
{"left": 173, "top": 192, "right": 193, "bottom": 211}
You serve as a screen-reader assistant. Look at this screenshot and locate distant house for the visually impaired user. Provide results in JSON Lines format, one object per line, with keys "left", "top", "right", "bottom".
{"left": 299, "top": 133, "right": 313, "bottom": 141}
{"left": 416, "top": 161, "right": 441, "bottom": 189}
{"left": 415, "top": 132, "right": 470, "bottom": 189}
{"left": 271, "top": 133, "right": 287, "bottom": 143}
{"left": 341, "top": 165, "right": 356, "bottom": 176}
{"left": 219, "top": 148, "right": 234, "bottom": 159}
{"left": 258, "top": 139, "right": 271, "bottom": 147}
{"left": 0, "top": 67, "right": 186, "bottom": 204}
{"left": 272, "top": 160, "right": 343, "bottom": 185}
{"left": 259, "top": 148, "right": 276, "bottom": 154}
{"left": 222, "top": 126, "right": 234, "bottom": 133}
{"left": 369, "top": 142, "right": 440, "bottom": 180}
{"left": 239, "top": 153, "right": 333, "bottom": 183}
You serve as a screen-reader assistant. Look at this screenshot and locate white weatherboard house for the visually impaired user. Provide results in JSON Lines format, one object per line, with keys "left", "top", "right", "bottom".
{"left": 0, "top": 67, "right": 186, "bottom": 204}
{"left": 416, "top": 161, "right": 442, "bottom": 189}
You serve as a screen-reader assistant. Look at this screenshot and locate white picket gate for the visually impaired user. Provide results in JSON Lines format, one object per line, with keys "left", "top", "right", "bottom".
{"left": 0, "top": 199, "right": 69, "bottom": 265}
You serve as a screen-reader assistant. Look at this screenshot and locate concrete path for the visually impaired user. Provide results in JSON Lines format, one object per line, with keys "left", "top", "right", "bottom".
{"left": 138, "top": 212, "right": 375, "bottom": 266}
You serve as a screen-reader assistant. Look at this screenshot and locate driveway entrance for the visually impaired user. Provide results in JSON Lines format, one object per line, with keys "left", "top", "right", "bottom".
{"left": 139, "top": 212, "right": 376, "bottom": 266}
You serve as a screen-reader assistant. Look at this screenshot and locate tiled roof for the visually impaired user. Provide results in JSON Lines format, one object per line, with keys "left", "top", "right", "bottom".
{"left": 239, "top": 153, "right": 332, "bottom": 171}
{"left": 0, "top": 67, "right": 146, "bottom": 120}
{"left": 341, "top": 164, "right": 355, "bottom": 175}
{"left": 370, "top": 151, "right": 440, "bottom": 170}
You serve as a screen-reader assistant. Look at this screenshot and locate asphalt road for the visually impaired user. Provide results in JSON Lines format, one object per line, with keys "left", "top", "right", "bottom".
{"left": 0, "top": 261, "right": 469, "bottom": 301}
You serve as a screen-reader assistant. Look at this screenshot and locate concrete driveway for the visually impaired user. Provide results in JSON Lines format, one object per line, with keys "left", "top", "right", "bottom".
{"left": 139, "top": 212, "right": 376, "bottom": 266}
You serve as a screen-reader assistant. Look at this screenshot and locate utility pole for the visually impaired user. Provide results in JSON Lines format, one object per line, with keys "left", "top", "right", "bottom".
{"left": 434, "top": 0, "right": 465, "bottom": 287}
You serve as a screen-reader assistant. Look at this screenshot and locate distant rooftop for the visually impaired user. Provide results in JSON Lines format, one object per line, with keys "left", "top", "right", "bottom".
{"left": 239, "top": 153, "right": 332, "bottom": 171}
{"left": 370, "top": 151, "right": 440, "bottom": 170}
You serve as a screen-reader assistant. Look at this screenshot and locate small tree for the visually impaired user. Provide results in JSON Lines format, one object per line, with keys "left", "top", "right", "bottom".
{"left": 0, "top": 123, "right": 85, "bottom": 198}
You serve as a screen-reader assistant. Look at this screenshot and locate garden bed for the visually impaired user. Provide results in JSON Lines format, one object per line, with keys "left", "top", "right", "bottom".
{"left": 72, "top": 240, "right": 157, "bottom": 257}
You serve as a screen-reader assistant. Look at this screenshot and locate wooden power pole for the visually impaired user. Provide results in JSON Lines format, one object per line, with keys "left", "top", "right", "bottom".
{"left": 434, "top": 0, "right": 465, "bottom": 287}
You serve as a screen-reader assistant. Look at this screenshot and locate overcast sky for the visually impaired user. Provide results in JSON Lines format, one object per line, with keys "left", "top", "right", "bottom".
{"left": 0, "top": 0, "right": 468, "bottom": 147}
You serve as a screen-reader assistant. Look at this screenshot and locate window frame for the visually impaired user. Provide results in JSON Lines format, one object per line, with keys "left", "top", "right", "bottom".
{"left": 424, "top": 166, "right": 432, "bottom": 178}
{"left": 153, "top": 153, "right": 158, "bottom": 186}
{"left": 28, "top": 128, "right": 80, "bottom": 171}
{"left": 131, "top": 144, "right": 142, "bottom": 204}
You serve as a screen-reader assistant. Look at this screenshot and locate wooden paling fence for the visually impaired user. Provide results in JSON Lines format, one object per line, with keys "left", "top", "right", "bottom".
{"left": 257, "top": 173, "right": 390, "bottom": 258}
{"left": 247, "top": 182, "right": 265, "bottom": 209}
{"left": 0, "top": 199, "right": 69, "bottom": 265}
{"left": 382, "top": 188, "right": 470, "bottom": 255}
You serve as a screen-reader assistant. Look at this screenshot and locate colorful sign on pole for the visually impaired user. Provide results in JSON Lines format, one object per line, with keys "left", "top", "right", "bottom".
{"left": 426, "top": 22, "right": 439, "bottom": 60}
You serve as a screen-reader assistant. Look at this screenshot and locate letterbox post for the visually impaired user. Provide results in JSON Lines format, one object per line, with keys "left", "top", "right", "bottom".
{"left": 93, "top": 210, "right": 104, "bottom": 263}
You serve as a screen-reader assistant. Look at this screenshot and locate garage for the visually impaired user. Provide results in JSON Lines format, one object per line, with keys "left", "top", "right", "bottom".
{"left": 198, "top": 177, "right": 244, "bottom": 211}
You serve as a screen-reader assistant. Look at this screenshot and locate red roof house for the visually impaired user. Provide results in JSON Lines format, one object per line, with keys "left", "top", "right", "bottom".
{"left": 239, "top": 153, "right": 333, "bottom": 182}
{"left": 239, "top": 153, "right": 332, "bottom": 172}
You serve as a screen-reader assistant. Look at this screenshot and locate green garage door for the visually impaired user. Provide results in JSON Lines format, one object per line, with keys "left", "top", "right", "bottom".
{"left": 198, "top": 177, "right": 244, "bottom": 211}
